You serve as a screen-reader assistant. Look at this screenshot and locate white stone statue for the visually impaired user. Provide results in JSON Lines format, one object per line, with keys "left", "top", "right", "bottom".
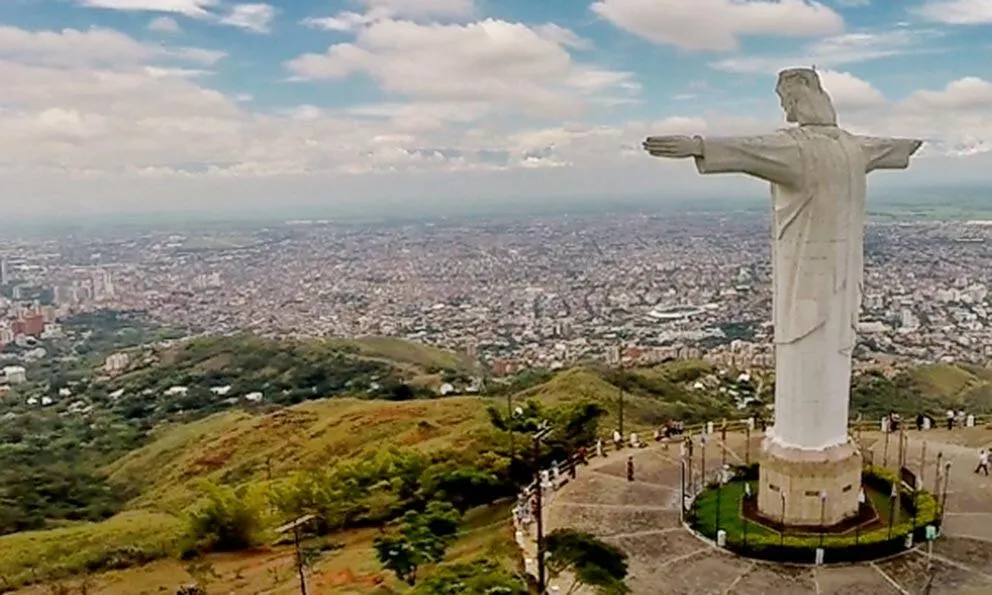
{"left": 644, "top": 68, "right": 922, "bottom": 451}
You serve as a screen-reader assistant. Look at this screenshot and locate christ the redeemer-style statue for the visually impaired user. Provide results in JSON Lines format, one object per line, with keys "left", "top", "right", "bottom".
{"left": 644, "top": 69, "right": 922, "bottom": 454}
{"left": 645, "top": 68, "right": 922, "bottom": 524}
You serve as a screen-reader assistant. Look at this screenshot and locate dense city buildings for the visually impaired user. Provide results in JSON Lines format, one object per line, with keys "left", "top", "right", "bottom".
{"left": 1, "top": 211, "right": 992, "bottom": 373}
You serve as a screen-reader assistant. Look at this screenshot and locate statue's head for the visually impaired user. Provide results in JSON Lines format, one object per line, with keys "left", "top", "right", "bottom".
{"left": 776, "top": 68, "right": 837, "bottom": 126}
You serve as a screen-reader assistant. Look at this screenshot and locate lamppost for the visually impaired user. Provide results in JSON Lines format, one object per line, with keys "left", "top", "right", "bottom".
{"left": 818, "top": 491, "right": 827, "bottom": 549}
{"left": 701, "top": 435, "right": 707, "bottom": 487}
{"left": 919, "top": 442, "right": 928, "bottom": 493}
{"left": 618, "top": 385, "right": 625, "bottom": 439}
{"left": 743, "top": 483, "right": 751, "bottom": 547}
{"left": 721, "top": 423, "right": 727, "bottom": 464}
{"left": 715, "top": 464, "right": 723, "bottom": 536}
{"left": 883, "top": 424, "right": 891, "bottom": 467}
{"left": 686, "top": 436, "right": 695, "bottom": 494}
{"left": 855, "top": 487, "right": 866, "bottom": 545}
{"left": 532, "top": 421, "right": 552, "bottom": 594}
{"left": 744, "top": 421, "right": 751, "bottom": 465}
{"left": 780, "top": 493, "right": 787, "bottom": 546}
{"left": 940, "top": 462, "right": 952, "bottom": 523}
{"left": 933, "top": 452, "right": 943, "bottom": 494}
{"left": 888, "top": 480, "right": 898, "bottom": 540}
{"left": 507, "top": 392, "right": 514, "bottom": 460}
{"left": 912, "top": 477, "right": 919, "bottom": 536}
{"left": 897, "top": 427, "right": 907, "bottom": 469}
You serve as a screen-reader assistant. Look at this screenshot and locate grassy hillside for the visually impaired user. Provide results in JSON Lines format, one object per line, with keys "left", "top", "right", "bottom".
{"left": 106, "top": 398, "right": 491, "bottom": 512}
{"left": 328, "top": 336, "right": 469, "bottom": 371}
{"left": 911, "top": 363, "right": 980, "bottom": 399}
{"left": 9, "top": 504, "right": 518, "bottom": 595}
{"left": 909, "top": 363, "right": 992, "bottom": 411}
{"left": 11, "top": 340, "right": 992, "bottom": 593}
{"left": 0, "top": 511, "right": 183, "bottom": 589}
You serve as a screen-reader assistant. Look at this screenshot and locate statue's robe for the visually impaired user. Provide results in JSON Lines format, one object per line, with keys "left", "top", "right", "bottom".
{"left": 693, "top": 126, "right": 919, "bottom": 450}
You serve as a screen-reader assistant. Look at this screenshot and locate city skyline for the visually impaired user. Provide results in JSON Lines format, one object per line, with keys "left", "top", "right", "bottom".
{"left": 4, "top": 211, "right": 992, "bottom": 373}
{"left": 1, "top": 0, "right": 991, "bottom": 215}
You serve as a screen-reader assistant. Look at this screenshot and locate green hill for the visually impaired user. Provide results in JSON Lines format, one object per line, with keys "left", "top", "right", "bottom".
{"left": 105, "top": 397, "right": 492, "bottom": 512}
{"left": 7, "top": 333, "right": 992, "bottom": 593}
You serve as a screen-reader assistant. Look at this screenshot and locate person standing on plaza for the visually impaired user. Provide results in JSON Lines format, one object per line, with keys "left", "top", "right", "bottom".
{"left": 976, "top": 450, "right": 989, "bottom": 476}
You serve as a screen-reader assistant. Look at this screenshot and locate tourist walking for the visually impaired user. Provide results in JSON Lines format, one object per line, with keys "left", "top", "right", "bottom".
{"left": 947, "top": 409, "right": 955, "bottom": 430}
{"left": 626, "top": 456, "right": 634, "bottom": 482}
{"left": 976, "top": 450, "right": 990, "bottom": 476}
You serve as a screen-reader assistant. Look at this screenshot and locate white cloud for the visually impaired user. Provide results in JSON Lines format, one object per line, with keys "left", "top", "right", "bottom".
{"left": 303, "top": 11, "right": 383, "bottom": 32}
{"left": 218, "top": 3, "right": 275, "bottom": 33}
{"left": 285, "top": 17, "right": 634, "bottom": 118}
{"left": 302, "top": 0, "right": 473, "bottom": 32}
{"left": 712, "top": 29, "right": 931, "bottom": 73}
{"left": 78, "top": 0, "right": 276, "bottom": 32}
{"left": 0, "top": 25, "right": 224, "bottom": 67}
{"left": 916, "top": 0, "right": 992, "bottom": 24}
{"left": 590, "top": 0, "right": 844, "bottom": 52}
{"left": 837, "top": 77, "right": 992, "bottom": 159}
{"left": 148, "top": 16, "right": 182, "bottom": 33}
{"left": 901, "top": 77, "right": 992, "bottom": 111}
{"left": 359, "top": 0, "right": 474, "bottom": 18}
{"left": 1, "top": 21, "right": 991, "bottom": 216}
{"left": 77, "top": 0, "right": 219, "bottom": 18}
{"left": 818, "top": 69, "right": 886, "bottom": 109}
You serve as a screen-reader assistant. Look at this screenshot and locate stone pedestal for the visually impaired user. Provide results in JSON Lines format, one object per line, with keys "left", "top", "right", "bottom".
{"left": 757, "top": 438, "right": 861, "bottom": 527}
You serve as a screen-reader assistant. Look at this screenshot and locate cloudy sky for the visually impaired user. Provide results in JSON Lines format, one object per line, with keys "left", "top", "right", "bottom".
{"left": 2, "top": 0, "right": 991, "bottom": 218}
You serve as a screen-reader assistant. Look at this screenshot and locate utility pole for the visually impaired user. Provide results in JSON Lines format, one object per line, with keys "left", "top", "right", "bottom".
{"left": 293, "top": 523, "right": 308, "bottom": 595}
{"left": 618, "top": 385, "right": 625, "bottom": 438}
{"left": 507, "top": 392, "right": 514, "bottom": 461}
{"left": 533, "top": 422, "right": 552, "bottom": 594}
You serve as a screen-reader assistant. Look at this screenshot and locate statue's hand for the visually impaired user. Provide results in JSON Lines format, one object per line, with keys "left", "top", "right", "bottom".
{"left": 643, "top": 135, "right": 702, "bottom": 159}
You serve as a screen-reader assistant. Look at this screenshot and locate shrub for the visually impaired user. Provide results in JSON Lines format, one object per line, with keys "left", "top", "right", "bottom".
{"left": 185, "top": 483, "right": 267, "bottom": 553}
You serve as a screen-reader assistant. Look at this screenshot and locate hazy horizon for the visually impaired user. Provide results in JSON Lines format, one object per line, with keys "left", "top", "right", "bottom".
{"left": 1, "top": 183, "right": 989, "bottom": 237}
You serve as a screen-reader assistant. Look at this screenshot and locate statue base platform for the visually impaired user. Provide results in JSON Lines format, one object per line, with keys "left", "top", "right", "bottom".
{"left": 757, "top": 438, "right": 862, "bottom": 527}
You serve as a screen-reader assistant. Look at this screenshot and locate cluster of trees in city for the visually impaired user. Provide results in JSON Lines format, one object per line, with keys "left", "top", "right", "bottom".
{"left": 62, "top": 309, "right": 186, "bottom": 356}
{"left": 179, "top": 397, "right": 616, "bottom": 591}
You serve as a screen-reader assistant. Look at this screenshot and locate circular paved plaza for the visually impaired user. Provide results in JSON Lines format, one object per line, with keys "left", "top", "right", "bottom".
{"left": 541, "top": 429, "right": 992, "bottom": 594}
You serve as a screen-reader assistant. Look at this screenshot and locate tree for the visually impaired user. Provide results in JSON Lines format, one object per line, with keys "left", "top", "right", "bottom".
{"left": 545, "top": 529, "right": 630, "bottom": 595}
{"left": 419, "top": 462, "right": 503, "bottom": 512}
{"left": 186, "top": 483, "right": 266, "bottom": 552}
{"left": 373, "top": 501, "right": 461, "bottom": 585}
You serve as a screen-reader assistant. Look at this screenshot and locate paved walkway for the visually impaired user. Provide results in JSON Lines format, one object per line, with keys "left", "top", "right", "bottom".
{"left": 531, "top": 428, "right": 992, "bottom": 594}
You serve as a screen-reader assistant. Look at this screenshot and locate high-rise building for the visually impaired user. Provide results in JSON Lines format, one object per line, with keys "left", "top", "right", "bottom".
{"left": 900, "top": 308, "right": 919, "bottom": 331}
{"left": 0, "top": 258, "right": 7, "bottom": 285}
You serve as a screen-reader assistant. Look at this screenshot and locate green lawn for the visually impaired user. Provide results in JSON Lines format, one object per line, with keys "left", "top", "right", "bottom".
{"left": 692, "top": 481, "right": 775, "bottom": 544}
{"left": 691, "top": 478, "right": 938, "bottom": 548}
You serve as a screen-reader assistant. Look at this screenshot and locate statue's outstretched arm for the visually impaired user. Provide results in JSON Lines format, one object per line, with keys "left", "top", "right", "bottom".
{"left": 858, "top": 137, "right": 923, "bottom": 172}
{"left": 693, "top": 134, "right": 803, "bottom": 188}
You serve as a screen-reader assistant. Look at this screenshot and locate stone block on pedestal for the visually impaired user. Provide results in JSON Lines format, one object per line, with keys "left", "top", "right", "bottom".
{"left": 757, "top": 438, "right": 861, "bottom": 527}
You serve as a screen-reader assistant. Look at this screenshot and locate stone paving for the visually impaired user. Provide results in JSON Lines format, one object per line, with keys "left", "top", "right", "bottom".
{"left": 535, "top": 428, "right": 992, "bottom": 594}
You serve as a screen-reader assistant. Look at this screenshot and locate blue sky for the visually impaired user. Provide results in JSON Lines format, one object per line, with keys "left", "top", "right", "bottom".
{"left": 0, "top": 0, "right": 991, "bottom": 217}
